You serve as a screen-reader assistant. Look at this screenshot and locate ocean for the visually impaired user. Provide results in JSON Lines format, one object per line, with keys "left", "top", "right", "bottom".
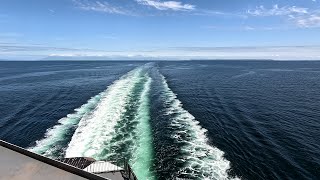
{"left": 0, "top": 61, "right": 319, "bottom": 179}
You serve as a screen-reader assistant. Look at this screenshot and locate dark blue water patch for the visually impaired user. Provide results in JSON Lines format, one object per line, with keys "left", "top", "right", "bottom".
{"left": 1, "top": 61, "right": 320, "bottom": 179}
{"left": 0, "top": 61, "right": 145, "bottom": 148}
{"left": 149, "top": 68, "right": 183, "bottom": 179}
{"left": 159, "top": 61, "right": 320, "bottom": 180}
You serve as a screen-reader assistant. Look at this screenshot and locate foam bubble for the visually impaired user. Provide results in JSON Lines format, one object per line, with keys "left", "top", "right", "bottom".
{"left": 28, "top": 92, "right": 102, "bottom": 158}
{"left": 65, "top": 68, "right": 144, "bottom": 158}
{"left": 131, "top": 76, "right": 155, "bottom": 179}
{"left": 160, "top": 75, "right": 239, "bottom": 180}
{"left": 30, "top": 65, "right": 156, "bottom": 179}
{"left": 29, "top": 67, "right": 142, "bottom": 158}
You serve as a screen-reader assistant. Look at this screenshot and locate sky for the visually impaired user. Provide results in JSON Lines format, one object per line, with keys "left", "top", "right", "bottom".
{"left": 1, "top": 0, "right": 320, "bottom": 60}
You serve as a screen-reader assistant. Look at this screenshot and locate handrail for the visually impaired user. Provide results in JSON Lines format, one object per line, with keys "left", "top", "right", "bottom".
{"left": 0, "top": 140, "right": 110, "bottom": 180}
{"left": 123, "top": 159, "right": 138, "bottom": 180}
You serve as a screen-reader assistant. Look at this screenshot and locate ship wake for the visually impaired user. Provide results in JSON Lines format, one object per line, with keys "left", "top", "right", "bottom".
{"left": 29, "top": 64, "right": 238, "bottom": 180}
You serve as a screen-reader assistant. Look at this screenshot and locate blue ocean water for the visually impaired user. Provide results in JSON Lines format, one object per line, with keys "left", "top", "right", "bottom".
{"left": 0, "top": 61, "right": 319, "bottom": 179}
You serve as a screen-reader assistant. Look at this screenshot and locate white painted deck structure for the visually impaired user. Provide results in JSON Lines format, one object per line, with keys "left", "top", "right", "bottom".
{"left": 84, "top": 161, "right": 123, "bottom": 173}
{"left": 0, "top": 145, "right": 89, "bottom": 180}
{"left": 0, "top": 140, "right": 134, "bottom": 180}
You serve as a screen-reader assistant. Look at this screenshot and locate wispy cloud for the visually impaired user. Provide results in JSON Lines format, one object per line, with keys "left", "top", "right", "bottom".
{"left": 1, "top": 42, "right": 320, "bottom": 60}
{"left": 71, "top": 1, "right": 320, "bottom": 28}
{"left": 73, "top": 0, "right": 133, "bottom": 15}
{"left": 247, "top": 5, "right": 308, "bottom": 16}
{"left": 193, "top": 9, "right": 247, "bottom": 18}
{"left": 72, "top": 0, "right": 241, "bottom": 18}
{"left": 247, "top": 4, "right": 320, "bottom": 28}
{"left": 135, "top": 0, "right": 195, "bottom": 11}
{"left": 49, "top": 9, "right": 55, "bottom": 14}
{"left": 43, "top": 46, "right": 320, "bottom": 61}
{"left": 202, "top": 25, "right": 285, "bottom": 31}
{"left": 165, "top": 46, "right": 320, "bottom": 60}
{"left": 290, "top": 12, "right": 320, "bottom": 28}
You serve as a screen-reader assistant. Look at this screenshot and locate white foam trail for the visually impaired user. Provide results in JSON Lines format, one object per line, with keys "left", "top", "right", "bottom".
{"left": 131, "top": 76, "right": 155, "bottom": 180}
{"left": 29, "top": 92, "right": 102, "bottom": 158}
{"left": 65, "top": 68, "right": 144, "bottom": 158}
{"left": 160, "top": 75, "right": 239, "bottom": 180}
{"left": 29, "top": 67, "right": 142, "bottom": 158}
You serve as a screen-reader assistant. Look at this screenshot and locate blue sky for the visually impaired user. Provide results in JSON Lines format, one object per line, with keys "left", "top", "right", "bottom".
{"left": 1, "top": 0, "right": 320, "bottom": 60}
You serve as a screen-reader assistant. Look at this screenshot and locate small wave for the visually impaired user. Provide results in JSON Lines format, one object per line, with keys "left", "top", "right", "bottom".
{"left": 232, "top": 71, "right": 256, "bottom": 79}
{"left": 160, "top": 75, "right": 239, "bottom": 180}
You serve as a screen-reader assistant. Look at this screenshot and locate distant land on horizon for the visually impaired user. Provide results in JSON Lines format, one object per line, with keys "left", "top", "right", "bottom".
{"left": 3, "top": 57, "right": 320, "bottom": 61}
{"left": 40, "top": 55, "right": 278, "bottom": 61}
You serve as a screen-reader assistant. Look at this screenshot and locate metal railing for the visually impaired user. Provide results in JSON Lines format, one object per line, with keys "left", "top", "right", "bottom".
{"left": 0, "top": 140, "right": 108, "bottom": 180}
{"left": 101, "top": 157, "right": 138, "bottom": 180}
{"left": 123, "top": 159, "right": 138, "bottom": 180}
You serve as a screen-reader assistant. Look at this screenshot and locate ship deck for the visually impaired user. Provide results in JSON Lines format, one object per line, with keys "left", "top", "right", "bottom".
{"left": 0, "top": 140, "right": 126, "bottom": 180}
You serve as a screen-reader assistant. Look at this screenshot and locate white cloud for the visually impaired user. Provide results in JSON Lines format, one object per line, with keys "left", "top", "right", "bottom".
{"left": 244, "top": 26, "right": 255, "bottom": 30}
{"left": 202, "top": 25, "right": 284, "bottom": 31}
{"left": 193, "top": 9, "right": 247, "bottom": 18}
{"left": 136, "top": 0, "right": 195, "bottom": 11}
{"left": 73, "top": 0, "right": 195, "bottom": 15}
{"left": 247, "top": 5, "right": 320, "bottom": 28}
{"left": 290, "top": 12, "right": 320, "bottom": 28}
{"left": 1, "top": 43, "right": 320, "bottom": 60}
{"left": 73, "top": 0, "right": 132, "bottom": 15}
{"left": 37, "top": 46, "right": 320, "bottom": 60}
{"left": 247, "top": 5, "right": 308, "bottom": 16}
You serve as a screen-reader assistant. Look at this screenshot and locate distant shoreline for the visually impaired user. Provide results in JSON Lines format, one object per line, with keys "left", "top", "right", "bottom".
{"left": 2, "top": 59, "right": 320, "bottom": 62}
